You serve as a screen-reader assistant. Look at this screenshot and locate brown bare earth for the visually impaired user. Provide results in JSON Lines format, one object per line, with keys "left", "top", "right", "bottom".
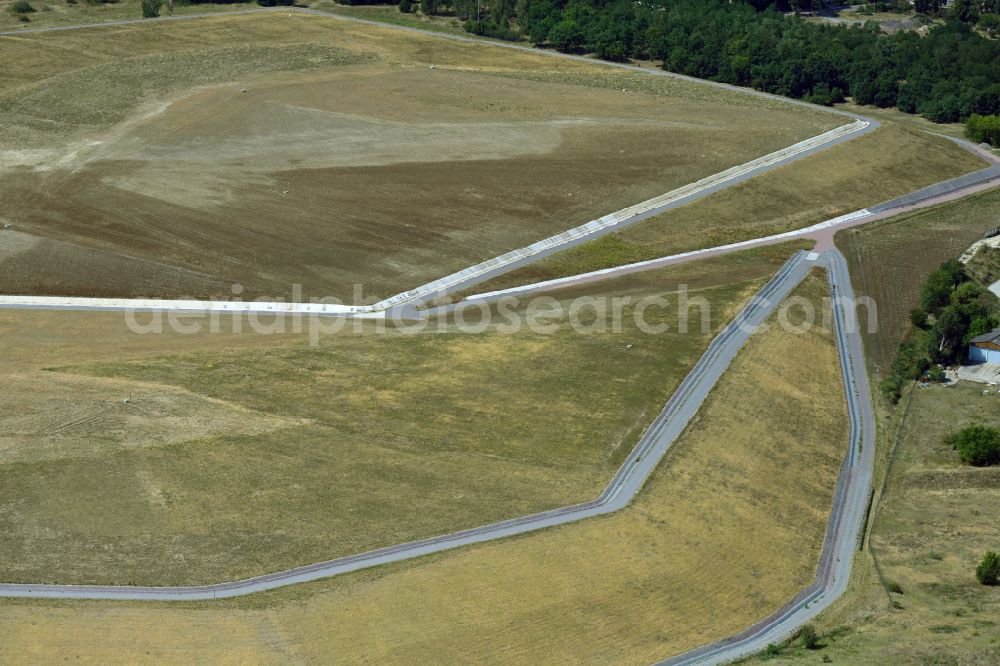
{"left": 0, "top": 268, "right": 847, "bottom": 664}
{"left": 0, "top": 13, "right": 836, "bottom": 302}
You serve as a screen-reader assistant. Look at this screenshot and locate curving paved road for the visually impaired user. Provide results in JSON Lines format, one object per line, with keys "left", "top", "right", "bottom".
{"left": 0, "top": 250, "right": 818, "bottom": 601}
{"left": 0, "top": 7, "right": 990, "bottom": 663}
{"left": 0, "top": 248, "right": 878, "bottom": 666}
{"left": 658, "top": 248, "right": 876, "bottom": 665}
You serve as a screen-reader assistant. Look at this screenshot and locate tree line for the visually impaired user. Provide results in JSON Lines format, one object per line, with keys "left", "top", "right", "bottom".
{"left": 130, "top": 0, "right": 1000, "bottom": 131}
{"left": 386, "top": 0, "right": 1000, "bottom": 125}
{"left": 510, "top": 0, "right": 1000, "bottom": 122}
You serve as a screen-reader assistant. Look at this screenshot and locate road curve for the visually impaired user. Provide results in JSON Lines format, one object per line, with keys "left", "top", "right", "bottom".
{"left": 657, "top": 248, "right": 876, "bottom": 665}
{"left": 0, "top": 250, "right": 817, "bottom": 601}
{"left": 0, "top": 8, "right": 967, "bottom": 661}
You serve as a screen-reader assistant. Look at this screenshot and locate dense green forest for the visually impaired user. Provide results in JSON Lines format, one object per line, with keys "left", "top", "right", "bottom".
{"left": 391, "top": 0, "right": 1000, "bottom": 124}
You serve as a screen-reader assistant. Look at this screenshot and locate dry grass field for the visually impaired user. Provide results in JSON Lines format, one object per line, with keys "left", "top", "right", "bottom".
{"left": 0, "top": 1, "right": 468, "bottom": 34}
{"left": 0, "top": 242, "right": 809, "bottom": 586}
{"left": 0, "top": 269, "right": 847, "bottom": 664}
{"left": 463, "top": 123, "right": 986, "bottom": 296}
{"left": 836, "top": 187, "right": 1000, "bottom": 373}
{"left": 747, "top": 382, "right": 1000, "bottom": 665}
{"left": 0, "top": 0, "right": 251, "bottom": 32}
{"left": 0, "top": 12, "right": 836, "bottom": 302}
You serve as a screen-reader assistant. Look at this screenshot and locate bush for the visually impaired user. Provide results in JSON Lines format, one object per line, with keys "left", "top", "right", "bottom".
{"left": 946, "top": 425, "right": 1000, "bottom": 467}
{"left": 966, "top": 114, "right": 1000, "bottom": 147}
{"left": 464, "top": 19, "right": 519, "bottom": 41}
{"left": 977, "top": 551, "right": 1000, "bottom": 585}
{"left": 141, "top": 0, "right": 162, "bottom": 16}
{"left": 398, "top": 0, "right": 412, "bottom": 11}
{"left": 800, "top": 624, "right": 821, "bottom": 650}
{"left": 981, "top": 13, "right": 1000, "bottom": 35}
{"left": 9, "top": 0, "right": 35, "bottom": 12}
{"left": 926, "top": 365, "right": 946, "bottom": 382}
{"left": 257, "top": 0, "right": 293, "bottom": 5}
{"left": 910, "top": 307, "right": 928, "bottom": 329}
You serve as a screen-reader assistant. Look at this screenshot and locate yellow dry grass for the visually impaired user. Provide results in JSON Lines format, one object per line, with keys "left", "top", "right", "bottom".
{"left": 748, "top": 382, "right": 1000, "bottom": 665}
{"left": 0, "top": 270, "right": 848, "bottom": 664}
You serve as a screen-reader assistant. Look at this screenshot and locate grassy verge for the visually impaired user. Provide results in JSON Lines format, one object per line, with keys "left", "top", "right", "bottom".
{"left": 460, "top": 124, "right": 986, "bottom": 297}
{"left": 0, "top": 268, "right": 847, "bottom": 664}
{"left": 836, "top": 100, "right": 967, "bottom": 140}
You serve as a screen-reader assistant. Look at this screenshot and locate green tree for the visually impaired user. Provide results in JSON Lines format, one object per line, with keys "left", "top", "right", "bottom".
{"left": 452, "top": 0, "right": 476, "bottom": 20}
{"left": 966, "top": 114, "right": 1000, "bottom": 146}
{"left": 977, "top": 551, "right": 1000, "bottom": 585}
{"left": 947, "top": 425, "right": 1000, "bottom": 467}
{"left": 490, "top": 0, "right": 516, "bottom": 25}
{"left": 928, "top": 307, "right": 965, "bottom": 363}
{"left": 981, "top": 13, "right": 1000, "bottom": 36}
{"left": 141, "top": 0, "right": 162, "bottom": 18}
{"left": 920, "top": 260, "right": 967, "bottom": 315}
{"left": 548, "top": 18, "right": 585, "bottom": 52}
{"left": 9, "top": 0, "right": 35, "bottom": 12}
{"left": 420, "top": 0, "right": 438, "bottom": 15}
{"left": 950, "top": 0, "right": 980, "bottom": 24}
{"left": 910, "top": 307, "right": 928, "bottom": 329}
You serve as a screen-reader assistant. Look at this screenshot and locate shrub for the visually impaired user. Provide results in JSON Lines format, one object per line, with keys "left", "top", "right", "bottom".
{"left": 977, "top": 551, "right": 1000, "bottom": 585}
{"left": 800, "top": 624, "right": 821, "bottom": 650}
{"left": 981, "top": 13, "right": 1000, "bottom": 35}
{"left": 966, "top": 114, "right": 1000, "bottom": 147}
{"left": 398, "top": 0, "right": 412, "bottom": 11}
{"left": 257, "top": 0, "right": 293, "bottom": 5}
{"left": 464, "top": 19, "right": 519, "bottom": 41}
{"left": 141, "top": 0, "right": 162, "bottom": 16}
{"left": 10, "top": 0, "right": 35, "bottom": 13}
{"left": 910, "top": 307, "right": 928, "bottom": 329}
{"left": 946, "top": 425, "right": 1000, "bottom": 467}
{"left": 887, "top": 581, "right": 904, "bottom": 594}
{"left": 764, "top": 643, "right": 782, "bottom": 657}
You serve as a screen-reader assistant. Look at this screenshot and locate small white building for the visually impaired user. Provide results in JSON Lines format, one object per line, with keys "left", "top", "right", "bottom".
{"left": 968, "top": 327, "right": 1000, "bottom": 364}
